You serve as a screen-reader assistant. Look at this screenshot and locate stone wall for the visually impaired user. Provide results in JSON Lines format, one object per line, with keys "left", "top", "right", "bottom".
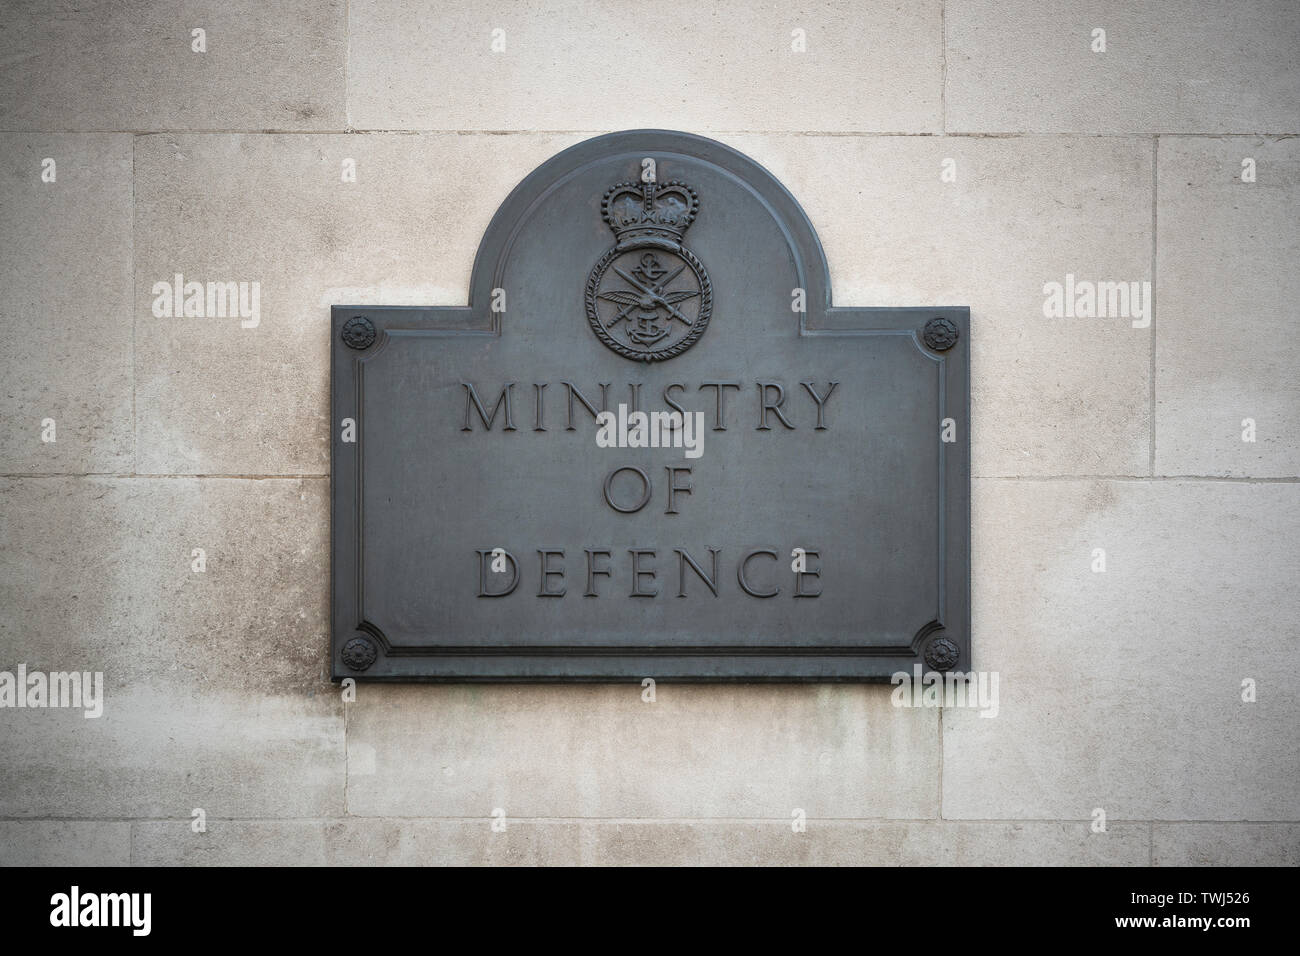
{"left": 1, "top": 0, "right": 1296, "bottom": 866}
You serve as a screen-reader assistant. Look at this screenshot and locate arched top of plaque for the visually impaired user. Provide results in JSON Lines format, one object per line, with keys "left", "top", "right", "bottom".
{"left": 467, "top": 129, "right": 832, "bottom": 326}
{"left": 337, "top": 129, "right": 966, "bottom": 367}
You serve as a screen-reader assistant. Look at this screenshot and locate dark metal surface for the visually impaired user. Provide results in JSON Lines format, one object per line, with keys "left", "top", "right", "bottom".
{"left": 330, "top": 130, "right": 970, "bottom": 681}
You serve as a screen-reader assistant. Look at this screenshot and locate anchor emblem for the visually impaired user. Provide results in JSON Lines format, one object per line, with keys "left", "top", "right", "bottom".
{"left": 595, "top": 252, "right": 701, "bottom": 348}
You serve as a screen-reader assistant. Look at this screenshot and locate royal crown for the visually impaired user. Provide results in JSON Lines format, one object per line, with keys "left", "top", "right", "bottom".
{"left": 601, "top": 178, "right": 699, "bottom": 250}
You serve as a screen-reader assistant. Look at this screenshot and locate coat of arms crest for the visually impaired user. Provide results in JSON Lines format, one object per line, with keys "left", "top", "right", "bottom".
{"left": 584, "top": 164, "right": 713, "bottom": 361}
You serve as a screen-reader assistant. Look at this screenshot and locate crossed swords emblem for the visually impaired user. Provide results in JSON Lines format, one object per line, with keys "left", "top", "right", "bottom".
{"left": 596, "top": 252, "right": 701, "bottom": 347}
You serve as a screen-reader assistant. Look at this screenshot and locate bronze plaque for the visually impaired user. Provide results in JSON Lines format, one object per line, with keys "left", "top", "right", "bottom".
{"left": 331, "top": 130, "right": 969, "bottom": 680}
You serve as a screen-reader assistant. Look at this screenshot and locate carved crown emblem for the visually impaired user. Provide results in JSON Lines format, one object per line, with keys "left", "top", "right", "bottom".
{"left": 601, "top": 179, "right": 699, "bottom": 249}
